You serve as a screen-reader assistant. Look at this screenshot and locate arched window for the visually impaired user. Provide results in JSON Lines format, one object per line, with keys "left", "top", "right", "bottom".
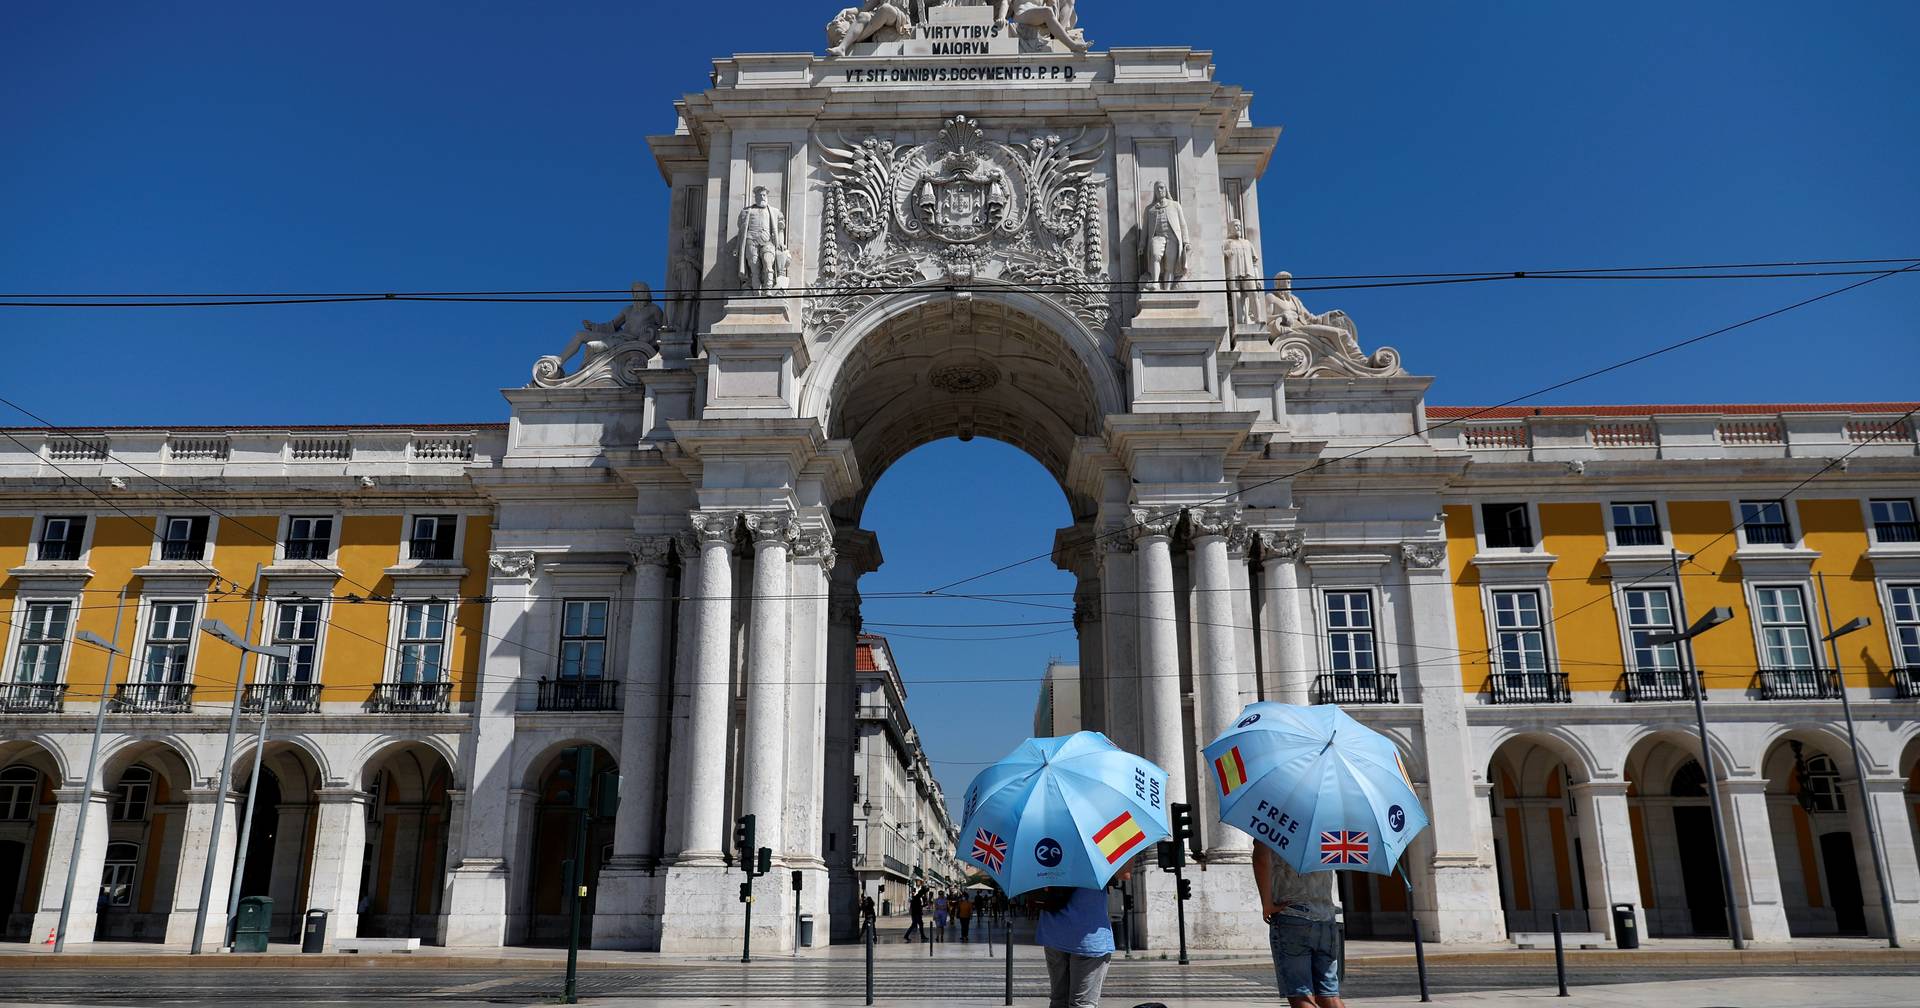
{"left": 111, "top": 766, "right": 152, "bottom": 822}
{"left": 1803, "top": 754, "right": 1845, "bottom": 813}
{"left": 1670, "top": 760, "right": 1708, "bottom": 798}
{"left": 100, "top": 842, "right": 139, "bottom": 907}
{"left": 0, "top": 766, "right": 38, "bottom": 820}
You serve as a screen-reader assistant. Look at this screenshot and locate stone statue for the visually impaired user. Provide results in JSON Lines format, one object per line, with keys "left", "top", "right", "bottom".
{"left": 826, "top": 1, "right": 913, "bottom": 56}
{"left": 1223, "top": 218, "right": 1264, "bottom": 326}
{"left": 667, "top": 226, "right": 704, "bottom": 334}
{"left": 1267, "top": 271, "right": 1364, "bottom": 358}
{"left": 1140, "top": 181, "right": 1189, "bottom": 290}
{"left": 556, "top": 282, "right": 665, "bottom": 365}
{"left": 1009, "top": 1, "right": 1089, "bottom": 53}
{"left": 737, "top": 186, "right": 789, "bottom": 294}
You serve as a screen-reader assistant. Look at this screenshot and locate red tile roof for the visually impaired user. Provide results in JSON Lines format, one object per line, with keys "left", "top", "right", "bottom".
{"left": 1427, "top": 403, "right": 1918, "bottom": 420}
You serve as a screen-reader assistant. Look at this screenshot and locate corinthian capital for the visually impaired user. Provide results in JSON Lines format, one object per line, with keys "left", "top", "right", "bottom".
{"left": 1129, "top": 507, "right": 1179, "bottom": 541}
{"left": 1186, "top": 505, "right": 1242, "bottom": 541}
{"left": 793, "top": 529, "right": 838, "bottom": 571}
{"left": 687, "top": 510, "right": 740, "bottom": 545}
{"left": 743, "top": 511, "right": 798, "bottom": 548}
{"left": 1401, "top": 541, "right": 1448, "bottom": 570}
{"left": 627, "top": 535, "right": 675, "bottom": 568}
{"left": 1254, "top": 529, "right": 1305, "bottom": 561}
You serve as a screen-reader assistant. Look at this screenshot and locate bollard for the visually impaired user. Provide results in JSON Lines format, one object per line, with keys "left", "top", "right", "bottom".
{"left": 864, "top": 921, "right": 875, "bottom": 1006}
{"left": 1003, "top": 913, "right": 1014, "bottom": 1007}
{"left": 1411, "top": 916, "right": 1431, "bottom": 1003}
{"left": 1551, "top": 911, "right": 1569, "bottom": 998}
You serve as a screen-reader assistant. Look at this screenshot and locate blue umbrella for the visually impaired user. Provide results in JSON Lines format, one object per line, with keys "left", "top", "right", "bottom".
{"left": 1203, "top": 702, "right": 1428, "bottom": 876}
{"left": 957, "top": 731, "right": 1171, "bottom": 896}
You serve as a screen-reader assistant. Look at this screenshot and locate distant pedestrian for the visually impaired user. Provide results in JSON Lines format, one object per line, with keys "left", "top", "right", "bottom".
{"left": 904, "top": 887, "right": 926, "bottom": 942}
{"left": 1034, "top": 864, "right": 1128, "bottom": 1008}
{"left": 1254, "top": 844, "right": 1344, "bottom": 1008}
{"left": 859, "top": 893, "right": 877, "bottom": 938}
{"left": 933, "top": 892, "right": 950, "bottom": 941}
{"left": 955, "top": 891, "right": 974, "bottom": 942}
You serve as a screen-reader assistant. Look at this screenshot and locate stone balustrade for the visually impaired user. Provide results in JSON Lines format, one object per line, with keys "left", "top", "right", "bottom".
{"left": 1428, "top": 407, "right": 1917, "bottom": 462}
{"left": 0, "top": 425, "right": 505, "bottom": 479}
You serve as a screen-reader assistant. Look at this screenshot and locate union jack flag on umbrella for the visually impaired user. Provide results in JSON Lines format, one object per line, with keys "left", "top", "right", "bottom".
{"left": 1201, "top": 702, "right": 1428, "bottom": 877}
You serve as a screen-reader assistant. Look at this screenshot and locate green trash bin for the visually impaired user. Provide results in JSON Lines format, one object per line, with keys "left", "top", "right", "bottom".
{"left": 233, "top": 896, "right": 273, "bottom": 953}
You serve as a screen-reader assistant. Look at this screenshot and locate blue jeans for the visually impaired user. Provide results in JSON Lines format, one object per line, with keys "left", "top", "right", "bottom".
{"left": 1269, "top": 915, "right": 1341, "bottom": 998}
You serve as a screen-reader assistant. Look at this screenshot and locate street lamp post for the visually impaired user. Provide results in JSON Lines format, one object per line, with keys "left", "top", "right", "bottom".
{"left": 1815, "top": 572, "right": 1900, "bottom": 948}
{"left": 53, "top": 592, "right": 128, "bottom": 952}
{"left": 1648, "top": 553, "right": 1741, "bottom": 948}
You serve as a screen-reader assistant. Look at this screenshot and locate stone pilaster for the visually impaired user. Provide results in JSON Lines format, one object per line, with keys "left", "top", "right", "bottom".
{"left": 1722, "top": 777, "right": 1793, "bottom": 942}
{"left": 594, "top": 534, "right": 675, "bottom": 949}
{"left": 1571, "top": 780, "right": 1646, "bottom": 941}
{"left": 305, "top": 787, "right": 369, "bottom": 946}
{"left": 30, "top": 786, "right": 110, "bottom": 946}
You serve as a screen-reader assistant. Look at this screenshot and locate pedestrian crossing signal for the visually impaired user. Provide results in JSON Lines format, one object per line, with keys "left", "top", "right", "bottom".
{"left": 734, "top": 814, "right": 756, "bottom": 864}
{"left": 756, "top": 846, "right": 772, "bottom": 876}
{"left": 1156, "top": 839, "right": 1184, "bottom": 871}
{"left": 1176, "top": 878, "right": 1192, "bottom": 901}
{"left": 739, "top": 881, "right": 752, "bottom": 903}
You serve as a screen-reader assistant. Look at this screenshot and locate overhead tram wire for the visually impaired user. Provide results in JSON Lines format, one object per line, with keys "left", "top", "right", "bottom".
{"left": 921, "top": 259, "right": 1920, "bottom": 595}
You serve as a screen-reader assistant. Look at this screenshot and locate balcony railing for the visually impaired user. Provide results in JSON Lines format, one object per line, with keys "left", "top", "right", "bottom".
{"left": 1890, "top": 668, "right": 1919, "bottom": 699}
{"left": 535, "top": 677, "right": 620, "bottom": 712}
{"left": 1622, "top": 669, "right": 1695, "bottom": 702}
{"left": 0, "top": 682, "right": 66, "bottom": 713}
{"left": 368, "top": 681, "right": 453, "bottom": 714}
{"left": 1313, "top": 672, "right": 1399, "bottom": 705}
{"left": 1875, "top": 522, "right": 1920, "bottom": 544}
{"left": 242, "top": 682, "right": 322, "bottom": 714}
{"left": 1488, "top": 670, "right": 1571, "bottom": 704}
{"left": 113, "top": 682, "right": 195, "bottom": 714}
{"left": 1756, "top": 668, "right": 1840, "bottom": 701}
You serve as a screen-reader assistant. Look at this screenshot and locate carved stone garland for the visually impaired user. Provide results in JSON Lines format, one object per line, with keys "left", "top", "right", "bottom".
{"left": 808, "top": 116, "right": 1111, "bottom": 341}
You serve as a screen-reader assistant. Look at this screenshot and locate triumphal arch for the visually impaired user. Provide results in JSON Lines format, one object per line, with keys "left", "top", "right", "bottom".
{"left": 460, "top": 1, "right": 1495, "bottom": 952}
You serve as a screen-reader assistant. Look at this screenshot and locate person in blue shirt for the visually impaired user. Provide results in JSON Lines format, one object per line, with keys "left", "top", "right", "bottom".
{"left": 1032, "top": 864, "right": 1131, "bottom": 1008}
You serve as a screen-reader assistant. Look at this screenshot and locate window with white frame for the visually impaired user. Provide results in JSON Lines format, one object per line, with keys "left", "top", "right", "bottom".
{"left": 0, "top": 766, "right": 38, "bottom": 820}
{"left": 158, "top": 516, "right": 210, "bottom": 562}
{"left": 1482, "top": 503, "right": 1534, "bottom": 549}
{"left": 1324, "top": 590, "right": 1378, "bottom": 685}
{"left": 100, "top": 842, "right": 138, "bottom": 908}
{"left": 36, "top": 516, "right": 87, "bottom": 562}
{"left": 266, "top": 601, "right": 322, "bottom": 682}
{"left": 394, "top": 600, "right": 449, "bottom": 682}
{"left": 12, "top": 601, "right": 72, "bottom": 683}
{"left": 1871, "top": 499, "right": 1920, "bottom": 544}
{"left": 111, "top": 766, "right": 151, "bottom": 822}
{"left": 1491, "top": 589, "right": 1550, "bottom": 684}
{"left": 284, "top": 516, "right": 334, "bottom": 560}
{"left": 139, "top": 601, "right": 196, "bottom": 683}
{"left": 1623, "top": 588, "right": 1682, "bottom": 679}
{"left": 1739, "top": 500, "right": 1793, "bottom": 546}
{"left": 1755, "top": 585, "right": 1817, "bottom": 676}
{"left": 1609, "top": 502, "right": 1662, "bottom": 547}
{"left": 558, "top": 600, "right": 609, "bottom": 679}
{"left": 407, "top": 514, "right": 458, "bottom": 561}
{"left": 1802, "top": 753, "right": 1845, "bottom": 813}
{"left": 1889, "top": 584, "right": 1920, "bottom": 668}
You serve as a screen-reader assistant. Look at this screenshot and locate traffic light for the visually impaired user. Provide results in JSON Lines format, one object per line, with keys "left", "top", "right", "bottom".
{"left": 1170, "top": 801, "right": 1201, "bottom": 861}
{"left": 739, "top": 881, "right": 752, "bottom": 903}
{"left": 756, "top": 846, "right": 772, "bottom": 877}
{"left": 570, "top": 747, "right": 594, "bottom": 811}
{"left": 791, "top": 869, "right": 804, "bottom": 892}
{"left": 1176, "top": 877, "right": 1192, "bottom": 901}
{"left": 553, "top": 747, "right": 581, "bottom": 806}
{"left": 734, "top": 814, "right": 756, "bottom": 864}
{"left": 1156, "top": 839, "right": 1184, "bottom": 872}
{"left": 595, "top": 769, "right": 621, "bottom": 818}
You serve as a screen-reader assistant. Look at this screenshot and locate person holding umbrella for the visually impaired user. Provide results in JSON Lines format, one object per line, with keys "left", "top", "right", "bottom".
{"left": 958, "top": 731, "right": 1171, "bottom": 1008}
{"left": 1205, "top": 702, "right": 1431, "bottom": 1008}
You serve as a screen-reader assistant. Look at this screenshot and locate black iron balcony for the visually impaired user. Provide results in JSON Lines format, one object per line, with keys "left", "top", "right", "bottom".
{"left": 242, "top": 682, "right": 322, "bottom": 714}
{"left": 0, "top": 682, "right": 66, "bottom": 713}
{"left": 1891, "top": 668, "right": 1919, "bottom": 699}
{"left": 1488, "top": 670, "right": 1571, "bottom": 704}
{"left": 1876, "top": 521, "right": 1920, "bottom": 544}
{"left": 1756, "top": 668, "right": 1840, "bottom": 701}
{"left": 368, "top": 681, "right": 453, "bottom": 714}
{"left": 1613, "top": 526, "right": 1663, "bottom": 547}
{"left": 535, "top": 677, "right": 620, "bottom": 712}
{"left": 1313, "top": 672, "right": 1399, "bottom": 705}
{"left": 1743, "top": 523, "right": 1793, "bottom": 546}
{"left": 1622, "top": 668, "right": 1695, "bottom": 702}
{"left": 113, "top": 682, "right": 195, "bottom": 714}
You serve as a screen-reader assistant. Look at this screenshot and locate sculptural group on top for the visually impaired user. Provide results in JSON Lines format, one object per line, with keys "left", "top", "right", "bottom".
{"left": 826, "top": 0, "right": 1088, "bottom": 56}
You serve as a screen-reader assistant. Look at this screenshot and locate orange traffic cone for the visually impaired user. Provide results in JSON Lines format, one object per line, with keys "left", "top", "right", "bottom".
{"left": 42, "top": 928, "right": 55, "bottom": 945}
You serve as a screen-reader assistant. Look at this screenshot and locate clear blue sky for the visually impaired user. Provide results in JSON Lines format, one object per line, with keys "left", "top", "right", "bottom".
{"left": 5, "top": 2, "right": 1917, "bottom": 811}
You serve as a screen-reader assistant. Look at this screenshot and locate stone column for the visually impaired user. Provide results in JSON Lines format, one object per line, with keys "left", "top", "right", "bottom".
{"left": 1861, "top": 776, "right": 1920, "bottom": 943}
{"left": 742, "top": 511, "right": 795, "bottom": 863}
{"left": 1131, "top": 509, "right": 1186, "bottom": 810}
{"left": 675, "top": 510, "right": 739, "bottom": 862}
{"left": 595, "top": 534, "right": 675, "bottom": 949}
{"left": 1721, "top": 776, "right": 1792, "bottom": 942}
{"left": 166, "top": 789, "right": 240, "bottom": 944}
{"left": 1572, "top": 782, "right": 1644, "bottom": 938}
{"left": 1074, "top": 580, "right": 1106, "bottom": 732}
{"left": 29, "top": 786, "right": 111, "bottom": 945}
{"left": 787, "top": 527, "right": 835, "bottom": 946}
{"left": 1254, "top": 531, "right": 1309, "bottom": 704}
{"left": 1188, "top": 505, "right": 1251, "bottom": 858}
{"left": 1399, "top": 540, "right": 1506, "bottom": 942}
{"left": 1098, "top": 535, "right": 1140, "bottom": 752}
{"left": 305, "top": 787, "right": 369, "bottom": 945}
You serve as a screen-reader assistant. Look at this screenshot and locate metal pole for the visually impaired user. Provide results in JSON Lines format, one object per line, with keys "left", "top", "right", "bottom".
{"left": 564, "top": 820, "right": 588, "bottom": 1000}
{"left": 1174, "top": 864, "right": 1189, "bottom": 966}
{"left": 53, "top": 591, "right": 127, "bottom": 952}
{"left": 1816, "top": 573, "right": 1901, "bottom": 948}
{"left": 191, "top": 566, "right": 263, "bottom": 955}
{"left": 1551, "top": 911, "right": 1569, "bottom": 997}
{"left": 1003, "top": 907, "right": 1013, "bottom": 1007}
{"left": 865, "top": 918, "right": 875, "bottom": 1005}
{"left": 1669, "top": 549, "right": 1744, "bottom": 949}
{"left": 223, "top": 680, "right": 275, "bottom": 947}
{"left": 742, "top": 876, "right": 753, "bottom": 964}
{"left": 1411, "top": 913, "right": 1431, "bottom": 1003}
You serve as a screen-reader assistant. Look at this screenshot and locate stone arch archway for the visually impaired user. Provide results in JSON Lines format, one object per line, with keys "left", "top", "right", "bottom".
{"left": 357, "top": 742, "right": 455, "bottom": 944}
{"left": 91, "top": 740, "right": 196, "bottom": 943}
{"left": 1758, "top": 730, "right": 1881, "bottom": 937}
{"left": 513, "top": 743, "right": 617, "bottom": 948}
{"left": 0, "top": 741, "right": 61, "bottom": 942}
